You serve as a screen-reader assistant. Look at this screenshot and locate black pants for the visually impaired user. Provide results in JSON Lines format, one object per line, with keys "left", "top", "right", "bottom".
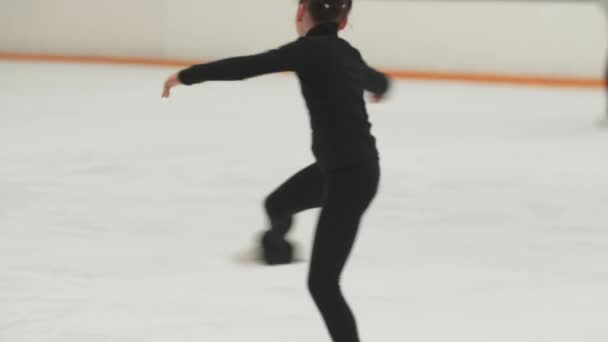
{"left": 264, "top": 161, "right": 380, "bottom": 342}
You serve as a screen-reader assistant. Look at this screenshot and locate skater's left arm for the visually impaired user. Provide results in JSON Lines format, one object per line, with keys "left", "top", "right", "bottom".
{"left": 163, "top": 41, "right": 303, "bottom": 98}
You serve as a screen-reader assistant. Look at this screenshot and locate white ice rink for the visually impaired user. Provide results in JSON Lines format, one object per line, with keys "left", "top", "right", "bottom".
{"left": 1, "top": 61, "right": 607, "bottom": 342}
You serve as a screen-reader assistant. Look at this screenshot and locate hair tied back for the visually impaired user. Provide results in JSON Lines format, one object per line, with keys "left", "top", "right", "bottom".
{"left": 305, "top": 0, "right": 352, "bottom": 24}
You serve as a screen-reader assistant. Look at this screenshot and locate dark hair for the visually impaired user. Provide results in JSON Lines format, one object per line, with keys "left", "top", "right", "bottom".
{"left": 300, "top": 0, "right": 352, "bottom": 25}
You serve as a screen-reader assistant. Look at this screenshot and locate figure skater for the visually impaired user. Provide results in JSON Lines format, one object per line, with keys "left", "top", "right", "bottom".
{"left": 162, "top": 1, "right": 390, "bottom": 341}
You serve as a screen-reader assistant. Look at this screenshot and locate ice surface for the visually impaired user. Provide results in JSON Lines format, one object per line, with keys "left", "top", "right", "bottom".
{"left": 1, "top": 61, "right": 607, "bottom": 342}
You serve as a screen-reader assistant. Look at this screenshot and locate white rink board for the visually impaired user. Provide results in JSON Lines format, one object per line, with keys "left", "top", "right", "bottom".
{"left": 0, "top": 0, "right": 605, "bottom": 77}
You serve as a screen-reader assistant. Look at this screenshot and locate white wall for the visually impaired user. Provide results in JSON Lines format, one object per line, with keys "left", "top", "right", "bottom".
{"left": 0, "top": 0, "right": 605, "bottom": 77}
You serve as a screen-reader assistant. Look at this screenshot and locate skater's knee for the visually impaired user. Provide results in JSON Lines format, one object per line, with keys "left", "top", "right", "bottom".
{"left": 307, "top": 272, "right": 339, "bottom": 302}
{"left": 264, "top": 193, "right": 281, "bottom": 217}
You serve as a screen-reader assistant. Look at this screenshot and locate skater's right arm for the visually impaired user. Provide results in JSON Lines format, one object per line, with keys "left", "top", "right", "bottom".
{"left": 362, "top": 65, "right": 390, "bottom": 101}
{"left": 356, "top": 51, "right": 390, "bottom": 102}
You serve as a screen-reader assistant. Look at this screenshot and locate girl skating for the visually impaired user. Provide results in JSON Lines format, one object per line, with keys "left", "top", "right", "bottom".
{"left": 163, "top": 1, "right": 390, "bottom": 341}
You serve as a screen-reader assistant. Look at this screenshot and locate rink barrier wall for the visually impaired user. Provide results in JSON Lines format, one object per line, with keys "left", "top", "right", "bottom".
{"left": 0, "top": 0, "right": 605, "bottom": 85}
{"left": 0, "top": 52, "right": 604, "bottom": 89}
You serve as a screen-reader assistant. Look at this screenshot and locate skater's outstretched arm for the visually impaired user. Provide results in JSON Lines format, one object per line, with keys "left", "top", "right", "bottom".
{"left": 163, "top": 41, "right": 303, "bottom": 98}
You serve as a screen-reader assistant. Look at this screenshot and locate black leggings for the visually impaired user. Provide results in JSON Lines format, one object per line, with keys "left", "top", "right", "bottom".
{"left": 264, "top": 161, "right": 380, "bottom": 342}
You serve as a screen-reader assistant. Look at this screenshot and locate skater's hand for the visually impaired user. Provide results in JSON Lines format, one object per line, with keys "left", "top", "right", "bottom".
{"left": 369, "top": 93, "right": 385, "bottom": 103}
{"left": 371, "top": 94, "right": 383, "bottom": 103}
{"left": 162, "top": 73, "right": 182, "bottom": 98}
{"left": 368, "top": 77, "right": 391, "bottom": 103}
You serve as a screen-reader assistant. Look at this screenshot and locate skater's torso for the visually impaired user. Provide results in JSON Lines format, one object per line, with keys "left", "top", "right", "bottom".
{"left": 295, "top": 23, "right": 381, "bottom": 170}
{"left": 178, "top": 23, "right": 388, "bottom": 170}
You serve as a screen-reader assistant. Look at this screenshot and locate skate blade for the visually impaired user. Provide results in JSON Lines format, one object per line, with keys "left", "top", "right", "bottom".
{"left": 233, "top": 246, "right": 305, "bottom": 266}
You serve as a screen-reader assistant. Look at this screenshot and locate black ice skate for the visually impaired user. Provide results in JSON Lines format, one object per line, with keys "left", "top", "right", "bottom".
{"left": 260, "top": 231, "right": 294, "bottom": 265}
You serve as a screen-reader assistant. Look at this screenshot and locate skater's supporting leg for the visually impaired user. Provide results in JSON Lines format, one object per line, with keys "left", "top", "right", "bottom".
{"left": 308, "top": 162, "right": 379, "bottom": 342}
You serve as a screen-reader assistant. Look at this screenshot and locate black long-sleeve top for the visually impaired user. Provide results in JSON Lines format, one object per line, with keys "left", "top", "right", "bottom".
{"left": 178, "top": 23, "right": 390, "bottom": 170}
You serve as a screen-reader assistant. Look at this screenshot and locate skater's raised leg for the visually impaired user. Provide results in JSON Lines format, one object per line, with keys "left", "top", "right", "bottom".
{"left": 262, "top": 163, "right": 324, "bottom": 264}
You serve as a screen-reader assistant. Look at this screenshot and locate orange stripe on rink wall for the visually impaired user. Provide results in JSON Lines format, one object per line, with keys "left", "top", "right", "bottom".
{"left": 0, "top": 52, "right": 604, "bottom": 89}
{"left": 388, "top": 70, "right": 605, "bottom": 89}
{"left": 0, "top": 52, "right": 196, "bottom": 68}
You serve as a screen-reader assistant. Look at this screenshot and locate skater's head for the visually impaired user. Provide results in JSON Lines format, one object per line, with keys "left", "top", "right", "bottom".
{"left": 296, "top": 0, "right": 352, "bottom": 37}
